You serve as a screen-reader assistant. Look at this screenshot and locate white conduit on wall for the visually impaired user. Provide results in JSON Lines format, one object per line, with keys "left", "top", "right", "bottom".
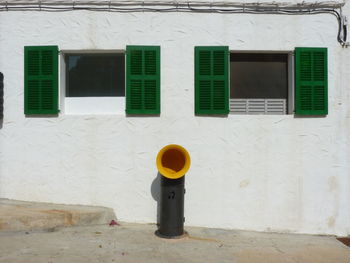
{"left": 0, "top": 0, "right": 348, "bottom": 46}
{"left": 0, "top": 1, "right": 345, "bottom": 10}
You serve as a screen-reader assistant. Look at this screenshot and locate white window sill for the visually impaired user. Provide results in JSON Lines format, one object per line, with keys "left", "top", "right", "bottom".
{"left": 64, "top": 97, "right": 125, "bottom": 115}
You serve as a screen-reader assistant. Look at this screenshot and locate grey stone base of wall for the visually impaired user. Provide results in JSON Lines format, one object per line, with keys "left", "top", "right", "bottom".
{"left": 0, "top": 199, "right": 116, "bottom": 232}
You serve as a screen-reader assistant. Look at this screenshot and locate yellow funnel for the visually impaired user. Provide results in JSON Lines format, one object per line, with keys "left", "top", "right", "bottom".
{"left": 156, "top": 144, "right": 191, "bottom": 179}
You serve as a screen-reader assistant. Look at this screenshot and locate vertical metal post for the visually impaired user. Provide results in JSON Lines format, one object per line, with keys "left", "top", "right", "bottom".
{"left": 157, "top": 176, "right": 185, "bottom": 238}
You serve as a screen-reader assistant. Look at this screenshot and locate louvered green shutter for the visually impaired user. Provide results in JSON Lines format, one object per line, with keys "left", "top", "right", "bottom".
{"left": 126, "top": 46, "right": 160, "bottom": 115}
{"left": 295, "top": 47, "right": 328, "bottom": 115}
{"left": 195, "top": 46, "right": 229, "bottom": 115}
{"left": 24, "top": 46, "right": 59, "bottom": 115}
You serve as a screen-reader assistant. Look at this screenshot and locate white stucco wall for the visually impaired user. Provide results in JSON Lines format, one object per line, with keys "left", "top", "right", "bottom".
{"left": 0, "top": 0, "right": 350, "bottom": 235}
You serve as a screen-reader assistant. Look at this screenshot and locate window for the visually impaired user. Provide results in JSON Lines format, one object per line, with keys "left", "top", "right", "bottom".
{"left": 64, "top": 53, "right": 125, "bottom": 114}
{"left": 66, "top": 54, "right": 125, "bottom": 97}
{"left": 230, "top": 53, "right": 289, "bottom": 115}
{"left": 194, "top": 46, "right": 327, "bottom": 116}
{"left": 24, "top": 45, "right": 161, "bottom": 115}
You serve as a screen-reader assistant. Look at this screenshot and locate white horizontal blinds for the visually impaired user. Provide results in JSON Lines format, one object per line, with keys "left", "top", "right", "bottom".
{"left": 266, "top": 99, "right": 286, "bottom": 114}
{"left": 230, "top": 99, "right": 286, "bottom": 114}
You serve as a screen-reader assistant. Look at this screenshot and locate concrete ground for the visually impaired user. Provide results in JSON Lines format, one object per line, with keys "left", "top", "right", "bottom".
{"left": 1, "top": 223, "right": 350, "bottom": 263}
{"left": 0, "top": 199, "right": 115, "bottom": 231}
{"left": 1, "top": 199, "right": 349, "bottom": 262}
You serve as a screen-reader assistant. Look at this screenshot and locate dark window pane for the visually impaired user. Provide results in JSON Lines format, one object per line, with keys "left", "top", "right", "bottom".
{"left": 66, "top": 54, "right": 125, "bottom": 97}
{"left": 230, "top": 53, "right": 288, "bottom": 99}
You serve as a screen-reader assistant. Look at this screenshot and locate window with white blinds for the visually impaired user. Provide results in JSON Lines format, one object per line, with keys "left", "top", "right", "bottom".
{"left": 230, "top": 53, "right": 289, "bottom": 115}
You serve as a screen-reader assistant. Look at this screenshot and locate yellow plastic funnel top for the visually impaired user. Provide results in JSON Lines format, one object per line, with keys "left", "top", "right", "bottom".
{"left": 156, "top": 144, "right": 191, "bottom": 179}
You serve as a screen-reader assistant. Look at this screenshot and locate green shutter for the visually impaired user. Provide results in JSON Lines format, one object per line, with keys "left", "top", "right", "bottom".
{"left": 195, "top": 46, "right": 229, "bottom": 115}
{"left": 24, "top": 46, "right": 59, "bottom": 115}
{"left": 126, "top": 46, "right": 160, "bottom": 115}
{"left": 295, "top": 47, "right": 328, "bottom": 115}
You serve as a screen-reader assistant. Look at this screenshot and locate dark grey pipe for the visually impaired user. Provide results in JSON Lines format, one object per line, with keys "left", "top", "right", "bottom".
{"left": 156, "top": 176, "right": 185, "bottom": 238}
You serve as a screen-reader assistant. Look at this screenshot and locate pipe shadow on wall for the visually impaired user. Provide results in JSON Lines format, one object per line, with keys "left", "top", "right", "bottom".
{"left": 150, "top": 172, "right": 161, "bottom": 226}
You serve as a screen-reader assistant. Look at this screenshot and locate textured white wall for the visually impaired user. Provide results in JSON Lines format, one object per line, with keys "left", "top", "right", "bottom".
{"left": 0, "top": 2, "right": 350, "bottom": 235}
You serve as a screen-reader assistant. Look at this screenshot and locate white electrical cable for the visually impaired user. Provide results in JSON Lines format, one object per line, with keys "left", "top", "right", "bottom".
{"left": 0, "top": 1, "right": 345, "bottom": 9}
{"left": 0, "top": 0, "right": 348, "bottom": 46}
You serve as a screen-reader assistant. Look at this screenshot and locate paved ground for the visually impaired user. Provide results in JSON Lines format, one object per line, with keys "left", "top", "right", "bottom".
{"left": 1, "top": 223, "right": 349, "bottom": 263}
{"left": 0, "top": 199, "right": 115, "bottom": 231}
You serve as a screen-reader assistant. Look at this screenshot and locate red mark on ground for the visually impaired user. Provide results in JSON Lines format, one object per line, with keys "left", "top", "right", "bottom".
{"left": 109, "top": 220, "right": 120, "bottom": 226}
